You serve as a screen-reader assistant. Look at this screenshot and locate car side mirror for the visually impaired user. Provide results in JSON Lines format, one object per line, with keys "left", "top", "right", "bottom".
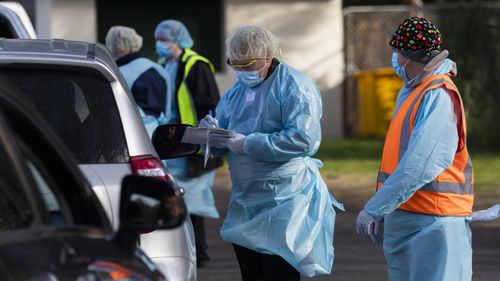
{"left": 119, "top": 175, "right": 187, "bottom": 231}
{"left": 152, "top": 124, "right": 200, "bottom": 159}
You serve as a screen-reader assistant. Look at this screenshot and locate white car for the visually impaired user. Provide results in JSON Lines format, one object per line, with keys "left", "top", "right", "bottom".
{"left": 0, "top": 39, "right": 197, "bottom": 281}
{"left": 0, "top": 2, "right": 37, "bottom": 39}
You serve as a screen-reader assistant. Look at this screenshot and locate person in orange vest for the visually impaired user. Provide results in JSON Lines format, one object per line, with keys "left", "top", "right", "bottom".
{"left": 356, "top": 17, "right": 474, "bottom": 281}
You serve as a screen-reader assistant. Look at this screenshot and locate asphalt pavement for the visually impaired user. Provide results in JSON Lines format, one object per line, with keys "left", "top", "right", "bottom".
{"left": 197, "top": 171, "right": 500, "bottom": 281}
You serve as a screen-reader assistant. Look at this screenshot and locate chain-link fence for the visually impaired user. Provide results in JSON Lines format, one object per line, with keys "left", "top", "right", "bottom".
{"left": 343, "top": 5, "right": 410, "bottom": 136}
{"left": 343, "top": 3, "right": 500, "bottom": 148}
{"left": 344, "top": 6, "right": 411, "bottom": 74}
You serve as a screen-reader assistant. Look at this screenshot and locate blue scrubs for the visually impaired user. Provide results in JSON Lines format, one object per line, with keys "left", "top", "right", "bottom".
{"left": 365, "top": 58, "right": 472, "bottom": 281}
{"left": 215, "top": 62, "right": 343, "bottom": 277}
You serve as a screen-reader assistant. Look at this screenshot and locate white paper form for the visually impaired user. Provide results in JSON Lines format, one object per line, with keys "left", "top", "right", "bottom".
{"left": 181, "top": 127, "right": 230, "bottom": 144}
{"left": 181, "top": 127, "right": 232, "bottom": 167}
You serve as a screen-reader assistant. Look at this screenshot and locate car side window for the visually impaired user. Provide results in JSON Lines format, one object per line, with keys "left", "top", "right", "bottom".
{"left": 8, "top": 120, "right": 107, "bottom": 228}
{"left": 0, "top": 83, "right": 108, "bottom": 229}
{"left": 13, "top": 134, "right": 75, "bottom": 227}
{"left": 25, "top": 160, "right": 65, "bottom": 226}
{"left": 0, "top": 68, "right": 130, "bottom": 164}
{"left": 0, "top": 130, "right": 33, "bottom": 231}
{"left": 72, "top": 80, "right": 90, "bottom": 123}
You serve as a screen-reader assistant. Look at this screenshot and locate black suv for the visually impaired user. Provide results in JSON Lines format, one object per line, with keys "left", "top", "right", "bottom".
{"left": 0, "top": 77, "right": 193, "bottom": 280}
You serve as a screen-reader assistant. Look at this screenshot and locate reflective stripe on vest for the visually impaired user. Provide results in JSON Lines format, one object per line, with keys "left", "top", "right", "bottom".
{"left": 377, "top": 74, "right": 474, "bottom": 216}
{"left": 177, "top": 49, "right": 215, "bottom": 127}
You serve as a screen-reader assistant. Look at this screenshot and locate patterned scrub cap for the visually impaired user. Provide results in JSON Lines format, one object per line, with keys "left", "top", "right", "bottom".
{"left": 389, "top": 17, "right": 442, "bottom": 63}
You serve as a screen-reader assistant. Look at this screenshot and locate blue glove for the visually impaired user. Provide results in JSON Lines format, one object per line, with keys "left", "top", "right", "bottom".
{"left": 209, "top": 132, "right": 246, "bottom": 153}
{"left": 471, "top": 204, "right": 500, "bottom": 222}
{"left": 356, "top": 209, "right": 383, "bottom": 242}
{"left": 198, "top": 114, "right": 219, "bottom": 128}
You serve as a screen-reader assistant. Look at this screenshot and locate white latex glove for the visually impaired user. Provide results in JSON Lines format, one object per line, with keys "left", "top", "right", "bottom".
{"left": 226, "top": 132, "right": 246, "bottom": 153}
{"left": 356, "top": 209, "right": 383, "bottom": 242}
{"left": 209, "top": 132, "right": 246, "bottom": 153}
{"left": 471, "top": 204, "right": 500, "bottom": 222}
{"left": 198, "top": 114, "right": 219, "bottom": 128}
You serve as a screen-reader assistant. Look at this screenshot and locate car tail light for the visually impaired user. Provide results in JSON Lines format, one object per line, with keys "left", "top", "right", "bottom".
{"left": 131, "top": 155, "right": 170, "bottom": 235}
{"left": 130, "top": 155, "right": 169, "bottom": 182}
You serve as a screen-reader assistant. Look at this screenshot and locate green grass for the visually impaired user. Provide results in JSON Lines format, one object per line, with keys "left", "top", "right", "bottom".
{"left": 316, "top": 138, "right": 500, "bottom": 191}
{"left": 471, "top": 153, "right": 500, "bottom": 190}
{"left": 316, "top": 138, "right": 382, "bottom": 177}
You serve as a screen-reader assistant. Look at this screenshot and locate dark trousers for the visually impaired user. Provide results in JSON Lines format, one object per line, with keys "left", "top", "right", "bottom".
{"left": 190, "top": 215, "right": 209, "bottom": 260}
{"left": 232, "top": 244, "right": 300, "bottom": 281}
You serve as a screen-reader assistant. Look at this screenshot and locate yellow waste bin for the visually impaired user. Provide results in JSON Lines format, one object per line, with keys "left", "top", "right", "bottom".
{"left": 355, "top": 68, "right": 403, "bottom": 137}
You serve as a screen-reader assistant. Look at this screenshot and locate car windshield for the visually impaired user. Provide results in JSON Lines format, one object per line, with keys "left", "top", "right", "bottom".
{"left": 0, "top": 67, "right": 129, "bottom": 164}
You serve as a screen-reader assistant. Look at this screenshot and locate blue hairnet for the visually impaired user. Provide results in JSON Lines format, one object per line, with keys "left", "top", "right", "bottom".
{"left": 154, "top": 20, "right": 193, "bottom": 49}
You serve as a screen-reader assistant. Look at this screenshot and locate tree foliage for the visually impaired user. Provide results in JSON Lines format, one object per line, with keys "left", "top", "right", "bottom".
{"left": 432, "top": 5, "right": 500, "bottom": 149}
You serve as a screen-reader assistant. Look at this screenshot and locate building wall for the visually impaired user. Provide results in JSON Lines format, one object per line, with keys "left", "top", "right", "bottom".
{"left": 35, "top": 0, "right": 96, "bottom": 42}
{"left": 30, "top": 0, "right": 344, "bottom": 138}
{"left": 218, "top": 0, "right": 344, "bottom": 138}
{"left": 94, "top": 0, "right": 223, "bottom": 70}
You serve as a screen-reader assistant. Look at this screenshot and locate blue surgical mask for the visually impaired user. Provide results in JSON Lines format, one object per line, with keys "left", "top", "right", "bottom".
{"left": 156, "top": 41, "right": 173, "bottom": 60}
{"left": 235, "top": 70, "right": 263, "bottom": 88}
{"left": 234, "top": 62, "right": 269, "bottom": 88}
{"left": 392, "top": 52, "right": 408, "bottom": 79}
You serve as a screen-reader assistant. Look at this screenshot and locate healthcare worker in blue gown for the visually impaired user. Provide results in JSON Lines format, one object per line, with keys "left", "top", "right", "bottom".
{"left": 154, "top": 19, "right": 221, "bottom": 267}
{"left": 356, "top": 17, "right": 475, "bottom": 281}
{"left": 199, "top": 25, "right": 343, "bottom": 281}
{"left": 106, "top": 26, "right": 169, "bottom": 135}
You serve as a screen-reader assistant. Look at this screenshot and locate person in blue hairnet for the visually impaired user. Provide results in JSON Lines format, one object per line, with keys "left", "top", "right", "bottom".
{"left": 199, "top": 25, "right": 343, "bottom": 281}
{"left": 356, "top": 17, "right": 475, "bottom": 281}
{"left": 106, "top": 26, "right": 170, "bottom": 135}
{"left": 154, "top": 19, "right": 221, "bottom": 268}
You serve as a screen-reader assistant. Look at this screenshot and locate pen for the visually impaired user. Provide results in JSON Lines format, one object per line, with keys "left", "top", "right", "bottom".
{"left": 208, "top": 110, "right": 216, "bottom": 128}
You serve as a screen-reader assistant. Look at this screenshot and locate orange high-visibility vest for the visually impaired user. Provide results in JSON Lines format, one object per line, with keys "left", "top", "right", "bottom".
{"left": 377, "top": 74, "right": 474, "bottom": 216}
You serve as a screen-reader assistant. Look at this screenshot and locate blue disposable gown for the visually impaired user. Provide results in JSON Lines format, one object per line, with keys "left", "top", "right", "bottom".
{"left": 163, "top": 59, "right": 219, "bottom": 218}
{"left": 215, "top": 62, "right": 343, "bottom": 277}
{"left": 364, "top": 58, "right": 472, "bottom": 281}
{"left": 120, "top": 57, "right": 218, "bottom": 218}
{"left": 119, "top": 57, "right": 168, "bottom": 133}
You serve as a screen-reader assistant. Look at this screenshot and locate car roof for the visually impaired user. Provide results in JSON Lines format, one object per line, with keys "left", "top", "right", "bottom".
{"left": 0, "top": 38, "right": 124, "bottom": 83}
{"left": 0, "top": 2, "right": 36, "bottom": 39}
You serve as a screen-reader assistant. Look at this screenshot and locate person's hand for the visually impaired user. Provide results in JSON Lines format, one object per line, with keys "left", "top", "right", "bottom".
{"left": 356, "top": 209, "right": 383, "bottom": 242}
{"left": 208, "top": 133, "right": 230, "bottom": 149}
{"left": 471, "top": 204, "right": 500, "bottom": 222}
{"left": 226, "top": 132, "right": 246, "bottom": 153}
{"left": 209, "top": 132, "right": 246, "bottom": 153}
{"left": 198, "top": 114, "right": 218, "bottom": 128}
